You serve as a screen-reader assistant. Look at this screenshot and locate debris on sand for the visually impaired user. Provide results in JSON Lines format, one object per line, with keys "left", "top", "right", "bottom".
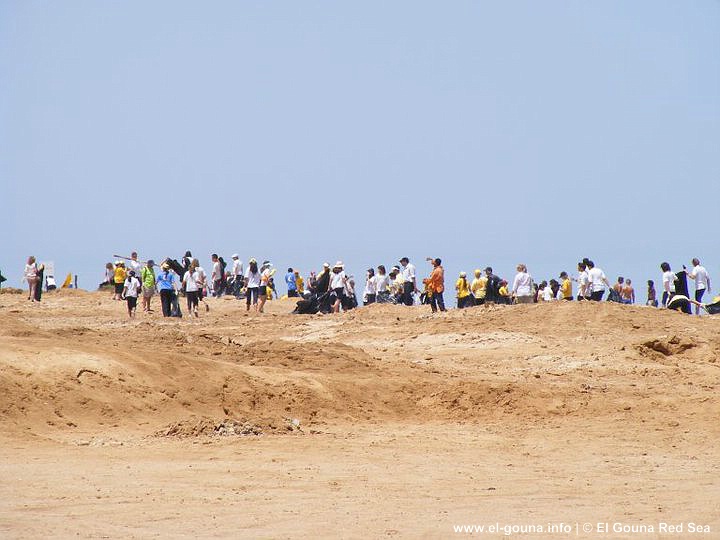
{"left": 156, "top": 418, "right": 263, "bottom": 438}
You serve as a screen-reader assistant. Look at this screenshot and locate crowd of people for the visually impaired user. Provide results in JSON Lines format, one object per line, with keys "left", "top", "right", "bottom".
{"left": 19, "top": 252, "right": 717, "bottom": 318}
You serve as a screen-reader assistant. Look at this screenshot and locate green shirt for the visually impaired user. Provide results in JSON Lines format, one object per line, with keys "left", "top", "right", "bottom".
{"left": 141, "top": 266, "right": 156, "bottom": 288}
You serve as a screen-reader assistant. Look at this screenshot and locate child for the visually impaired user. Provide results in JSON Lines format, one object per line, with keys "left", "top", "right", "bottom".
{"left": 122, "top": 270, "right": 141, "bottom": 317}
{"left": 646, "top": 280, "right": 658, "bottom": 307}
{"left": 498, "top": 280, "right": 510, "bottom": 304}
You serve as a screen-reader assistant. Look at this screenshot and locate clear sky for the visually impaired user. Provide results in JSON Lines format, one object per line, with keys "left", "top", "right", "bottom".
{"left": 2, "top": 1, "right": 718, "bottom": 299}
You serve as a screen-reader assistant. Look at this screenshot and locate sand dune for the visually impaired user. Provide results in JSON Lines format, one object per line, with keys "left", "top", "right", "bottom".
{"left": 1, "top": 290, "right": 718, "bottom": 538}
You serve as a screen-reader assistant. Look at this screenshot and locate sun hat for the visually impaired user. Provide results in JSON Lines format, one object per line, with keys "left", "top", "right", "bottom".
{"left": 249, "top": 258, "right": 257, "bottom": 264}
{"left": 460, "top": 271, "right": 466, "bottom": 277}
{"left": 323, "top": 262, "right": 330, "bottom": 268}
{"left": 161, "top": 262, "right": 170, "bottom": 270}
{"left": 334, "top": 261, "right": 344, "bottom": 268}
{"left": 232, "top": 254, "right": 239, "bottom": 259}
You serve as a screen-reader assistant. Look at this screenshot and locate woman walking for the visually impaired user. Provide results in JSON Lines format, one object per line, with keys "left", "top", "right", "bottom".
{"left": 24, "top": 256, "right": 39, "bottom": 302}
{"left": 244, "top": 258, "right": 261, "bottom": 312}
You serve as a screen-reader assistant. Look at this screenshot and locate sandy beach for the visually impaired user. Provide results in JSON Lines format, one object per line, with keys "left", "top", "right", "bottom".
{"left": 1, "top": 290, "right": 718, "bottom": 538}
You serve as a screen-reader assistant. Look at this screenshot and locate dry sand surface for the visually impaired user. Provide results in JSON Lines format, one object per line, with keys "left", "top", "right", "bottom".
{"left": 1, "top": 289, "right": 719, "bottom": 539}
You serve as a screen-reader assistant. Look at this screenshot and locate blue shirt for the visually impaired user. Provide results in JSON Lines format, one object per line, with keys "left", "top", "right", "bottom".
{"left": 156, "top": 271, "right": 176, "bottom": 291}
{"left": 285, "top": 272, "right": 297, "bottom": 292}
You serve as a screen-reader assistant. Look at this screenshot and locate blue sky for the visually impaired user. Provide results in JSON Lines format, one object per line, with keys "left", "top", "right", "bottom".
{"left": 2, "top": 1, "right": 718, "bottom": 299}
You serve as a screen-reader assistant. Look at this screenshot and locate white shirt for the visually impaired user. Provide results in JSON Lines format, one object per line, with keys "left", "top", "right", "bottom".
{"left": 401, "top": 263, "right": 416, "bottom": 284}
{"left": 364, "top": 276, "right": 377, "bottom": 295}
{"left": 662, "top": 270, "right": 676, "bottom": 293}
{"left": 183, "top": 270, "right": 200, "bottom": 292}
{"left": 195, "top": 266, "right": 206, "bottom": 286}
{"left": 691, "top": 265, "right": 709, "bottom": 290}
{"left": 542, "top": 287, "right": 554, "bottom": 302}
{"left": 245, "top": 269, "right": 261, "bottom": 288}
{"left": 512, "top": 272, "right": 533, "bottom": 296}
{"left": 128, "top": 259, "right": 142, "bottom": 277}
{"left": 330, "top": 270, "right": 346, "bottom": 289}
{"left": 588, "top": 267, "right": 607, "bottom": 292}
{"left": 124, "top": 276, "right": 141, "bottom": 297}
{"left": 24, "top": 263, "right": 38, "bottom": 280}
{"left": 577, "top": 271, "right": 589, "bottom": 297}
{"left": 212, "top": 261, "right": 222, "bottom": 281}
{"left": 232, "top": 259, "right": 243, "bottom": 277}
{"left": 375, "top": 274, "right": 390, "bottom": 293}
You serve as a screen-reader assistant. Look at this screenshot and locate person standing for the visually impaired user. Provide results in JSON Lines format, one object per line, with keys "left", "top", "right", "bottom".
{"left": 484, "top": 267, "right": 501, "bottom": 304}
{"left": 211, "top": 254, "right": 223, "bottom": 297}
{"left": 646, "top": 280, "right": 658, "bottom": 307}
{"left": 23, "top": 256, "right": 39, "bottom": 302}
{"left": 194, "top": 259, "right": 209, "bottom": 312}
{"left": 231, "top": 254, "right": 244, "bottom": 298}
{"left": 621, "top": 279, "right": 635, "bottom": 305}
{"left": 660, "top": 262, "right": 676, "bottom": 308}
{"left": 455, "top": 272, "right": 472, "bottom": 308}
{"left": 285, "top": 267, "right": 298, "bottom": 297}
{"left": 113, "top": 261, "right": 127, "bottom": 301}
{"left": 295, "top": 270, "right": 305, "bottom": 297}
{"left": 399, "top": 257, "right": 417, "bottom": 306}
{"left": 141, "top": 259, "right": 156, "bottom": 313}
{"left": 471, "top": 269, "right": 487, "bottom": 306}
{"left": 687, "top": 258, "right": 711, "bottom": 315}
{"left": 329, "top": 261, "right": 348, "bottom": 314}
{"left": 586, "top": 260, "right": 610, "bottom": 301}
{"left": 156, "top": 262, "right": 178, "bottom": 317}
{"left": 575, "top": 262, "right": 589, "bottom": 301}
{"left": 315, "top": 263, "right": 332, "bottom": 312}
{"left": 375, "top": 265, "right": 391, "bottom": 303}
{"left": 122, "top": 270, "right": 141, "bottom": 318}
{"left": 363, "top": 268, "right": 377, "bottom": 305}
{"left": 512, "top": 264, "right": 534, "bottom": 304}
{"left": 182, "top": 260, "right": 201, "bottom": 318}
{"left": 258, "top": 261, "right": 274, "bottom": 313}
{"left": 244, "top": 258, "right": 261, "bottom": 312}
{"left": 128, "top": 252, "right": 142, "bottom": 280}
{"left": 559, "top": 271, "right": 573, "bottom": 301}
{"left": 423, "top": 257, "right": 446, "bottom": 313}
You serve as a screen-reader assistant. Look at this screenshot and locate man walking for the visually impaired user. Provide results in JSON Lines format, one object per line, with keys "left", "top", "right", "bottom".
{"left": 231, "top": 254, "right": 244, "bottom": 298}
{"left": 423, "top": 257, "right": 446, "bottom": 313}
{"left": 399, "top": 257, "right": 417, "bottom": 306}
{"left": 687, "top": 258, "right": 711, "bottom": 315}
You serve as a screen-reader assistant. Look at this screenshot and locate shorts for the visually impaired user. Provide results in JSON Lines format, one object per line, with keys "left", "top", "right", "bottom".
{"left": 330, "top": 287, "right": 344, "bottom": 303}
{"left": 142, "top": 286, "right": 155, "bottom": 298}
{"left": 114, "top": 282, "right": 124, "bottom": 294}
{"left": 259, "top": 285, "right": 268, "bottom": 298}
{"left": 126, "top": 296, "right": 138, "bottom": 311}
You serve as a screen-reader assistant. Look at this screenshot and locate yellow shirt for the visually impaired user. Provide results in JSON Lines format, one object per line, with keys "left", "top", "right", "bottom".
{"left": 471, "top": 277, "right": 487, "bottom": 299}
{"left": 114, "top": 267, "right": 126, "bottom": 284}
{"left": 296, "top": 276, "right": 304, "bottom": 294}
{"left": 456, "top": 278, "right": 470, "bottom": 298}
{"left": 498, "top": 285, "right": 509, "bottom": 297}
{"left": 561, "top": 278, "right": 572, "bottom": 299}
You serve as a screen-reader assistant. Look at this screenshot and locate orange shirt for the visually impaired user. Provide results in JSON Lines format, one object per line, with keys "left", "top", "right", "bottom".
{"left": 427, "top": 266, "right": 444, "bottom": 293}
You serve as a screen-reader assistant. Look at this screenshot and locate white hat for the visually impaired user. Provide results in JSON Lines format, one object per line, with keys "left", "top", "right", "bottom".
{"left": 334, "top": 261, "right": 344, "bottom": 269}
{"left": 323, "top": 262, "right": 330, "bottom": 268}
{"left": 232, "top": 254, "right": 239, "bottom": 259}
{"left": 249, "top": 257, "right": 257, "bottom": 264}
{"left": 460, "top": 271, "right": 467, "bottom": 277}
